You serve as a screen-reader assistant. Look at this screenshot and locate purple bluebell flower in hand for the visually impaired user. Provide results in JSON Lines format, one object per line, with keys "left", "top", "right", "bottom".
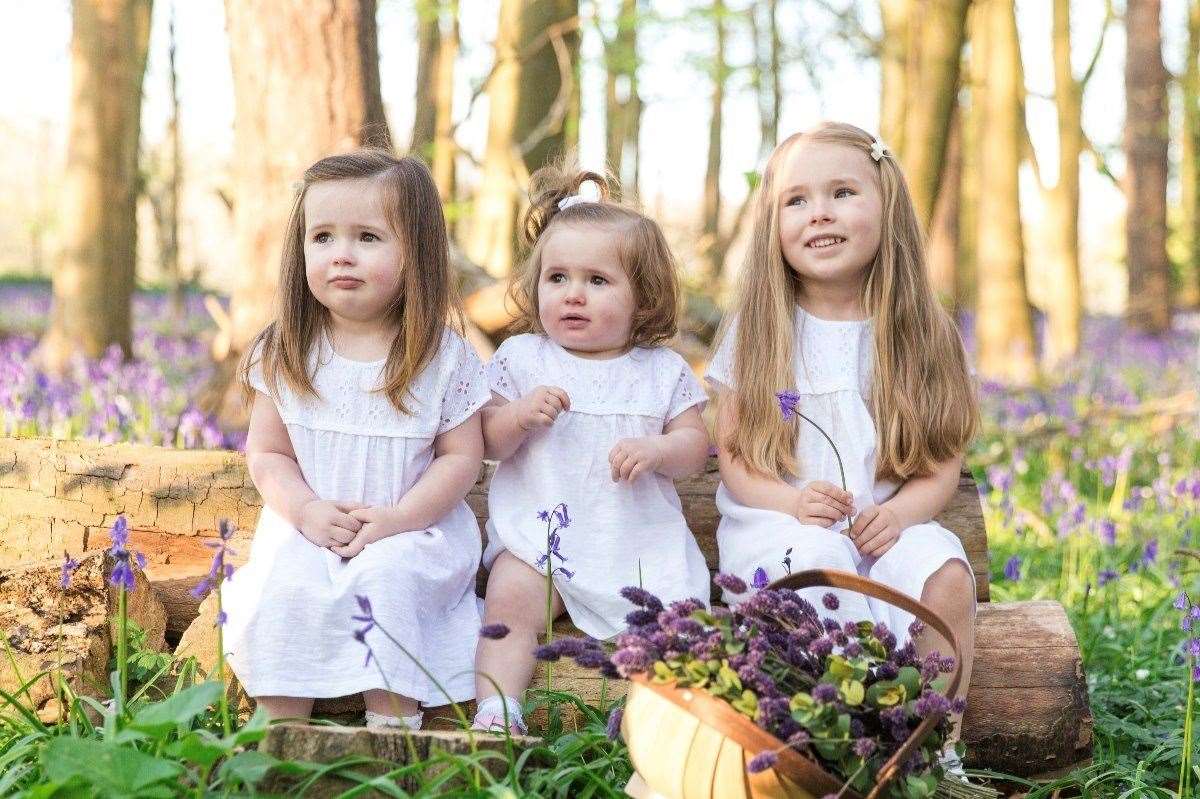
{"left": 752, "top": 567, "right": 769, "bottom": 590}
{"left": 775, "top": 390, "right": 802, "bottom": 421}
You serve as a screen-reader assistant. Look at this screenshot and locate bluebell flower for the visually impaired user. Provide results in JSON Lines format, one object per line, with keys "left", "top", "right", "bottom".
{"left": 752, "top": 567, "right": 769, "bottom": 590}
{"left": 59, "top": 552, "right": 79, "bottom": 590}
{"left": 1003, "top": 555, "right": 1022, "bottom": 582}
{"left": 1141, "top": 539, "right": 1158, "bottom": 566}
{"left": 1176, "top": 593, "right": 1191, "bottom": 611}
{"left": 106, "top": 516, "right": 145, "bottom": 591}
{"left": 1097, "top": 569, "right": 1118, "bottom": 587}
{"left": 775, "top": 390, "right": 801, "bottom": 421}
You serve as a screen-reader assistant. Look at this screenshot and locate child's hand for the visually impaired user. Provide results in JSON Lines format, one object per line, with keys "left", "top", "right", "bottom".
{"left": 849, "top": 504, "right": 901, "bottom": 557}
{"left": 330, "top": 506, "right": 406, "bottom": 559}
{"left": 514, "top": 386, "right": 570, "bottom": 431}
{"left": 609, "top": 436, "right": 664, "bottom": 482}
{"left": 793, "top": 481, "right": 855, "bottom": 528}
{"left": 299, "top": 499, "right": 367, "bottom": 547}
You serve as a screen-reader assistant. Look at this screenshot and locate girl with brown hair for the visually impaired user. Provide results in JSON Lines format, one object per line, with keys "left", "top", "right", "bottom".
{"left": 224, "top": 150, "right": 490, "bottom": 731}
{"left": 472, "top": 163, "right": 711, "bottom": 734}
{"left": 707, "top": 122, "right": 979, "bottom": 772}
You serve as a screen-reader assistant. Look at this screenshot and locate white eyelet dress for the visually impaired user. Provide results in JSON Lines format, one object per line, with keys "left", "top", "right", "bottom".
{"left": 706, "top": 309, "right": 974, "bottom": 644}
{"left": 222, "top": 329, "right": 490, "bottom": 703}
{"left": 483, "top": 334, "right": 712, "bottom": 641}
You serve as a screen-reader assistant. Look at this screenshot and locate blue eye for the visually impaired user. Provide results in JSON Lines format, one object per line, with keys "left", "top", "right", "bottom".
{"left": 835, "top": 187, "right": 854, "bottom": 198}
{"left": 786, "top": 196, "right": 806, "bottom": 207}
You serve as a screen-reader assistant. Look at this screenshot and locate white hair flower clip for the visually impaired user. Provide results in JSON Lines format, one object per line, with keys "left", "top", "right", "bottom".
{"left": 558, "top": 194, "right": 587, "bottom": 211}
{"left": 870, "top": 138, "right": 890, "bottom": 162}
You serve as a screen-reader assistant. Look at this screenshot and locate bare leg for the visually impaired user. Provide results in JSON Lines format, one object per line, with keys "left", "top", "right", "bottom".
{"left": 916, "top": 559, "right": 976, "bottom": 743}
{"left": 255, "top": 696, "right": 314, "bottom": 721}
{"left": 362, "top": 689, "right": 420, "bottom": 718}
{"left": 474, "top": 551, "right": 566, "bottom": 705}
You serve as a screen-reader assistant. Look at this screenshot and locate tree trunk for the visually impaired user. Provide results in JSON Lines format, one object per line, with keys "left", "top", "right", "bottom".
{"left": 604, "top": 0, "right": 640, "bottom": 196}
{"left": 879, "top": 0, "right": 970, "bottom": 229}
{"left": 41, "top": 0, "right": 153, "bottom": 372}
{"left": 219, "top": 0, "right": 389, "bottom": 399}
{"left": 412, "top": 1, "right": 459, "bottom": 201}
{"left": 467, "top": 0, "right": 580, "bottom": 277}
{"left": 972, "top": 0, "right": 1037, "bottom": 383}
{"left": 1042, "top": 0, "right": 1084, "bottom": 363}
{"left": 165, "top": 1, "right": 183, "bottom": 320}
{"left": 1183, "top": 0, "right": 1200, "bottom": 306}
{"left": 927, "top": 104, "right": 961, "bottom": 309}
{"left": 1123, "top": 0, "right": 1172, "bottom": 333}
{"left": 700, "top": 0, "right": 727, "bottom": 282}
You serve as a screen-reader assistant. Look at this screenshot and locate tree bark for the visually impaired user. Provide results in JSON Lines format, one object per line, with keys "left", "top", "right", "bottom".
{"left": 218, "top": 0, "right": 389, "bottom": 400}
{"left": 466, "top": 0, "right": 580, "bottom": 277}
{"left": 412, "top": 1, "right": 459, "bottom": 201}
{"left": 1123, "top": 0, "right": 1172, "bottom": 333}
{"left": 604, "top": 0, "right": 641, "bottom": 196}
{"left": 41, "top": 0, "right": 153, "bottom": 372}
{"left": 972, "top": 0, "right": 1037, "bottom": 383}
{"left": 879, "top": 0, "right": 970, "bottom": 229}
{"left": 1183, "top": 0, "right": 1200, "bottom": 306}
{"left": 700, "top": 0, "right": 727, "bottom": 283}
{"left": 927, "top": 104, "right": 962, "bottom": 309}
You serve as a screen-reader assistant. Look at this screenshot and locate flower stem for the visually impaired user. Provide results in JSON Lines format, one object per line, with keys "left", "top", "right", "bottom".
{"left": 796, "top": 411, "right": 855, "bottom": 528}
{"left": 116, "top": 588, "right": 128, "bottom": 716}
{"left": 1182, "top": 658, "right": 1195, "bottom": 799}
{"left": 215, "top": 588, "right": 230, "bottom": 736}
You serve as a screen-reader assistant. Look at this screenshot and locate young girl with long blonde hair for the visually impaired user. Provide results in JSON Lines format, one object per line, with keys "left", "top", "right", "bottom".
{"left": 472, "top": 164, "right": 711, "bottom": 734}
{"left": 225, "top": 150, "right": 490, "bottom": 730}
{"left": 708, "top": 122, "right": 979, "bottom": 770}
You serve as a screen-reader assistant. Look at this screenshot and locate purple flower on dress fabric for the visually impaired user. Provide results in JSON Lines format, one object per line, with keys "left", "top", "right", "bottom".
{"left": 775, "top": 390, "right": 802, "bottom": 421}
{"left": 747, "top": 751, "right": 779, "bottom": 774}
{"left": 59, "top": 552, "right": 79, "bottom": 589}
{"left": 714, "top": 572, "right": 748, "bottom": 594}
{"left": 480, "top": 623, "right": 510, "bottom": 640}
{"left": 1003, "top": 555, "right": 1022, "bottom": 582}
{"left": 605, "top": 707, "right": 624, "bottom": 740}
{"left": 752, "top": 567, "right": 769, "bottom": 590}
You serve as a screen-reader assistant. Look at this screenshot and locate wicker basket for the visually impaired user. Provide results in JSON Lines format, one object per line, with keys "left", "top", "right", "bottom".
{"left": 621, "top": 569, "right": 963, "bottom": 799}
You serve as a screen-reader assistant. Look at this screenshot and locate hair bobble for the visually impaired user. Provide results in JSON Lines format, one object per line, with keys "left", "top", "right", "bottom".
{"left": 558, "top": 194, "right": 587, "bottom": 211}
{"left": 870, "top": 138, "right": 889, "bottom": 162}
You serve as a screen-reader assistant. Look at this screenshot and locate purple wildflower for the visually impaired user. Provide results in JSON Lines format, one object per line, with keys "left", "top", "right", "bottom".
{"left": 714, "top": 572, "right": 748, "bottom": 595}
{"left": 1189, "top": 639, "right": 1200, "bottom": 658}
{"left": 352, "top": 594, "right": 375, "bottom": 635}
{"left": 480, "top": 623, "right": 510, "bottom": 640}
{"left": 619, "top": 586, "right": 664, "bottom": 612}
{"left": 1142, "top": 539, "right": 1158, "bottom": 566}
{"left": 575, "top": 649, "right": 610, "bottom": 669}
{"left": 822, "top": 592, "right": 839, "bottom": 611}
{"left": 782, "top": 547, "right": 793, "bottom": 575}
{"left": 214, "top": 610, "right": 228, "bottom": 627}
{"left": 1098, "top": 569, "right": 1118, "bottom": 587}
{"left": 106, "top": 515, "right": 145, "bottom": 592}
{"left": 812, "top": 683, "right": 838, "bottom": 703}
{"left": 353, "top": 627, "right": 374, "bottom": 668}
{"left": 533, "top": 644, "right": 561, "bottom": 662}
{"left": 605, "top": 707, "right": 624, "bottom": 740}
{"left": 1097, "top": 519, "right": 1116, "bottom": 546}
{"left": 775, "top": 389, "right": 802, "bottom": 421}
{"left": 1003, "top": 555, "right": 1022, "bottom": 582}
{"left": 59, "top": 552, "right": 79, "bottom": 590}
{"left": 191, "top": 519, "right": 238, "bottom": 600}
{"left": 747, "top": 751, "right": 778, "bottom": 774}
{"left": 625, "top": 608, "right": 657, "bottom": 627}
{"left": 1177, "top": 593, "right": 1192, "bottom": 611}
{"left": 752, "top": 567, "right": 769, "bottom": 590}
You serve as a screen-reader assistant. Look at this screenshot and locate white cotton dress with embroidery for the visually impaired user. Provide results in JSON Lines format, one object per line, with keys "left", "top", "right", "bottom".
{"left": 482, "top": 334, "right": 711, "bottom": 641}
{"left": 222, "top": 329, "right": 490, "bottom": 703}
{"left": 706, "top": 309, "right": 974, "bottom": 644}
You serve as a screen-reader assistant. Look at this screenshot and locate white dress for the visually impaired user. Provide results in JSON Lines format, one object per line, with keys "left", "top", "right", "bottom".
{"left": 706, "top": 309, "right": 974, "bottom": 643}
{"left": 483, "top": 334, "right": 711, "bottom": 640}
{"left": 222, "top": 329, "right": 490, "bottom": 703}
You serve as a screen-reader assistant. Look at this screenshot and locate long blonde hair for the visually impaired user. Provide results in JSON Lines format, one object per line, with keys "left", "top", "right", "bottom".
{"left": 717, "top": 122, "right": 977, "bottom": 482}
{"left": 239, "top": 149, "right": 461, "bottom": 414}
{"left": 507, "top": 160, "right": 679, "bottom": 348}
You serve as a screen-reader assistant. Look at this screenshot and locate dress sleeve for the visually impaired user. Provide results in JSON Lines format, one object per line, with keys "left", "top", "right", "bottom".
{"left": 485, "top": 335, "right": 524, "bottom": 401}
{"left": 438, "top": 332, "right": 492, "bottom": 433}
{"left": 666, "top": 356, "right": 708, "bottom": 421}
{"left": 705, "top": 315, "right": 738, "bottom": 391}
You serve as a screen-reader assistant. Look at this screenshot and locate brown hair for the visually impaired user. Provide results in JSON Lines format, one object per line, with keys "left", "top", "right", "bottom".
{"left": 507, "top": 161, "right": 679, "bottom": 348}
{"left": 716, "top": 121, "right": 978, "bottom": 482}
{"left": 239, "top": 148, "right": 461, "bottom": 415}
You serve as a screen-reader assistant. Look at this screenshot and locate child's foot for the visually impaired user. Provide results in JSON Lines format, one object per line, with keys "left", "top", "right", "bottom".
{"left": 364, "top": 709, "right": 423, "bottom": 730}
{"left": 471, "top": 711, "right": 525, "bottom": 736}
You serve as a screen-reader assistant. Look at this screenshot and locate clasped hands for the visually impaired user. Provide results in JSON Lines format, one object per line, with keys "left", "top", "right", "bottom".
{"left": 794, "top": 480, "right": 901, "bottom": 557}
{"left": 513, "top": 385, "right": 664, "bottom": 483}
{"left": 298, "top": 499, "right": 404, "bottom": 559}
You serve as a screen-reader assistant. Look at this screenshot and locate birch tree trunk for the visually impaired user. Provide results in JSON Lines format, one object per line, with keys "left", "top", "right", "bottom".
{"left": 879, "top": 0, "right": 970, "bottom": 229}
{"left": 1123, "top": 0, "right": 1172, "bottom": 333}
{"left": 467, "top": 0, "right": 580, "bottom": 277}
{"left": 972, "top": 0, "right": 1037, "bottom": 383}
{"left": 41, "top": 0, "right": 153, "bottom": 372}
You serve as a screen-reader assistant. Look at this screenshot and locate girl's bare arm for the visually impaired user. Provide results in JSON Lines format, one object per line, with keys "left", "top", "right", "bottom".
{"left": 244, "top": 392, "right": 318, "bottom": 526}
{"left": 653, "top": 405, "right": 711, "bottom": 479}
{"left": 880, "top": 453, "right": 963, "bottom": 529}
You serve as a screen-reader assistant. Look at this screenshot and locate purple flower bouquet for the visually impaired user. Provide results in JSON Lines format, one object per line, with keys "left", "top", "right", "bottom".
{"left": 538, "top": 570, "right": 967, "bottom": 799}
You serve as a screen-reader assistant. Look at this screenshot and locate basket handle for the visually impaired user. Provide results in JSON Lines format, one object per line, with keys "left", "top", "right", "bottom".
{"left": 767, "top": 568, "right": 963, "bottom": 799}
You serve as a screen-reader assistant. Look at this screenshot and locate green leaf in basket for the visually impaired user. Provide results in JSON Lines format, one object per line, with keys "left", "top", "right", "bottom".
{"left": 825, "top": 655, "right": 854, "bottom": 683}
{"left": 731, "top": 689, "right": 758, "bottom": 718}
{"left": 652, "top": 661, "right": 675, "bottom": 683}
{"left": 840, "top": 678, "right": 865, "bottom": 706}
{"left": 716, "top": 662, "right": 742, "bottom": 693}
{"left": 897, "top": 666, "right": 922, "bottom": 697}
{"left": 865, "top": 680, "right": 905, "bottom": 707}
